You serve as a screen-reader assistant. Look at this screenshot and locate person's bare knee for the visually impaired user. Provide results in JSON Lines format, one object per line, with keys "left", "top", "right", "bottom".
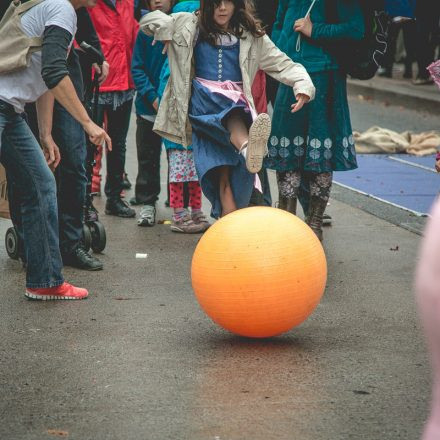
{"left": 226, "top": 110, "right": 248, "bottom": 150}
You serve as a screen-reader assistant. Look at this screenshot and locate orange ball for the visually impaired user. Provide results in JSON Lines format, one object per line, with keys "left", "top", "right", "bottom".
{"left": 191, "top": 207, "right": 327, "bottom": 338}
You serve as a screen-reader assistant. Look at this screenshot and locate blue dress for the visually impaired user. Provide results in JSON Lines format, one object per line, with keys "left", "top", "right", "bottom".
{"left": 189, "top": 38, "right": 254, "bottom": 219}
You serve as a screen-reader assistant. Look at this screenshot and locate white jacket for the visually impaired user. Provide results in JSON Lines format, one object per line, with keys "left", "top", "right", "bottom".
{"left": 140, "top": 10, "right": 316, "bottom": 147}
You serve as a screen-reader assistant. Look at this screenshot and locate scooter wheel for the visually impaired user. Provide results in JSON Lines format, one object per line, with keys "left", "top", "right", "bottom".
{"left": 89, "top": 221, "right": 106, "bottom": 253}
{"left": 81, "top": 223, "right": 92, "bottom": 252}
{"left": 5, "top": 227, "right": 19, "bottom": 260}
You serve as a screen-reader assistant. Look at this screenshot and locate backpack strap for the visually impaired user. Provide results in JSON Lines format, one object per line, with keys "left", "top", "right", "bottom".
{"left": 15, "top": 0, "right": 45, "bottom": 47}
{"left": 16, "top": 0, "right": 45, "bottom": 15}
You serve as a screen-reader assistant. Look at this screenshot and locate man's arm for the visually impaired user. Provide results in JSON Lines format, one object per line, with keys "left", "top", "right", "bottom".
{"left": 35, "top": 91, "right": 60, "bottom": 170}
{"left": 41, "top": 25, "right": 111, "bottom": 148}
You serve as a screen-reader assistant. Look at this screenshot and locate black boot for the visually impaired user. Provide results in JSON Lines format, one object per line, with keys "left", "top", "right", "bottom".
{"left": 278, "top": 194, "right": 297, "bottom": 215}
{"left": 105, "top": 198, "right": 136, "bottom": 218}
{"left": 306, "top": 196, "right": 327, "bottom": 241}
{"left": 63, "top": 246, "right": 103, "bottom": 271}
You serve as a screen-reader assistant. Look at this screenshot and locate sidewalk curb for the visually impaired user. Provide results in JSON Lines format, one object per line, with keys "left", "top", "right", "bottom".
{"left": 347, "top": 79, "right": 440, "bottom": 115}
{"left": 331, "top": 182, "right": 427, "bottom": 236}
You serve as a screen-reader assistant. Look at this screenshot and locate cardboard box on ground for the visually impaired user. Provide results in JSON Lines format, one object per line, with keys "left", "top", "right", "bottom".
{"left": 0, "top": 164, "right": 10, "bottom": 219}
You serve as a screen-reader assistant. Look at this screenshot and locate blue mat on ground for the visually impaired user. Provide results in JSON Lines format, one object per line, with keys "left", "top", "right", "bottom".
{"left": 334, "top": 154, "right": 440, "bottom": 215}
{"left": 391, "top": 154, "right": 437, "bottom": 168}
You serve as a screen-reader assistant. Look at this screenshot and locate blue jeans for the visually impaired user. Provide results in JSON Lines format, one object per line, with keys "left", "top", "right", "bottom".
{"left": 0, "top": 100, "right": 64, "bottom": 288}
{"left": 23, "top": 102, "right": 87, "bottom": 256}
{"left": 52, "top": 101, "right": 87, "bottom": 256}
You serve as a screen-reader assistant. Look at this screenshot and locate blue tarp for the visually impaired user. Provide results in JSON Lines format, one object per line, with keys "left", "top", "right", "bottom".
{"left": 384, "top": 0, "right": 416, "bottom": 18}
{"left": 334, "top": 154, "right": 439, "bottom": 215}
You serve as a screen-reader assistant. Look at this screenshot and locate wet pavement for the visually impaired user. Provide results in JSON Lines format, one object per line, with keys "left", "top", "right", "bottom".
{"left": 0, "top": 103, "right": 434, "bottom": 439}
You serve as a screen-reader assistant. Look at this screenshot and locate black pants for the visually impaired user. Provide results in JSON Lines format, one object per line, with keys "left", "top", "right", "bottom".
{"left": 382, "top": 20, "right": 417, "bottom": 74}
{"left": 95, "top": 99, "right": 133, "bottom": 201}
{"left": 415, "top": 0, "right": 440, "bottom": 79}
{"left": 134, "top": 116, "right": 162, "bottom": 206}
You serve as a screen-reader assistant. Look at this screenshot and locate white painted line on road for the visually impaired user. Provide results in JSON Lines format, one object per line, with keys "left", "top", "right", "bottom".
{"left": 387, "top": 156, "right": 437, "bottom": 173}
{"left": 136, "top": 253, "right": 148, "bottom": 259}
{"left": 333, "top": 181, "right": 428, "bottom": 217}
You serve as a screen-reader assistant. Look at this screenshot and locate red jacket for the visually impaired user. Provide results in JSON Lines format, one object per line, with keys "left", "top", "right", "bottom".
{"left": 88, "top": 0, "right": 138, "bottom": 92}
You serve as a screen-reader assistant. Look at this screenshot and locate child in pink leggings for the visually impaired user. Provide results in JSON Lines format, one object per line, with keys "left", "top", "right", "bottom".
{"left": 416, "top": 198, "right": 440, "bottom": 440}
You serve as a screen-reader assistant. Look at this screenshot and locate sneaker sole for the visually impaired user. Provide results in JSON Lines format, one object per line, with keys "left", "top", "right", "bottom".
{"left": 170, "top": 225, "right": 204, "bottom": 234}
{"left": 63, "top": 263, "right": 104, "bottom": 271}
{"left": 25, "top": 291, "right": 88, "bottom": 300}
{"left": 137, "top": 219, "right": 155, "bottom": 227}
{"left": 246, "top": 113, "right": 271, "bottom": 174}
{"left": 105, "top": 210, "right": 136, "bottom": 218}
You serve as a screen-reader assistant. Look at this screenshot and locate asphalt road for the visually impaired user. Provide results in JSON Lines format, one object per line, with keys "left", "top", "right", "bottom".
{"left": 0, "top": 98, "right": 435, "bottom": 439}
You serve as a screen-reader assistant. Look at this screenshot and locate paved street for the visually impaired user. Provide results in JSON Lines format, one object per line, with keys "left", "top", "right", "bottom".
{"left": 0, "top": 97, "right": 437, "bottom": 439}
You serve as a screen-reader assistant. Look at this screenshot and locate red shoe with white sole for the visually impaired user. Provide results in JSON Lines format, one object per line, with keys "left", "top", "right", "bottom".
{"left": 25, "top": 282, "right": 89, "bottom": 300}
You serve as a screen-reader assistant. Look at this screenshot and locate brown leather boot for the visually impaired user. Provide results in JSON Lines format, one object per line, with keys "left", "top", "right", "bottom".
{"left": 306, "top": 196, "right": 327, "bottom": 241}
{"left": 278, "top": 194, "right": 297, "bottom": 215}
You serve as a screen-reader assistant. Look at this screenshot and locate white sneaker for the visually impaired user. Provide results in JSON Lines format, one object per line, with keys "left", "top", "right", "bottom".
{"left": 244, "top": 113, "right": 271, "bottom": 174}
{"left": 138, "top": 205, "right": 156, "bottom": 227}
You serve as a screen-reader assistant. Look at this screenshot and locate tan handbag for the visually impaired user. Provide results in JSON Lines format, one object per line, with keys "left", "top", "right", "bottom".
{"left": 0, "top": 164, "right": 10, "bottom": 219}
{"left": 0, "top": 0, "right": 44, "bottom": 75}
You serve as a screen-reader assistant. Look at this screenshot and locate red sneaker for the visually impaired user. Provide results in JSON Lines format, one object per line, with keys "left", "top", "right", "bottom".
{"left": 25, "top": 282, "right": 89, "bottom": 300}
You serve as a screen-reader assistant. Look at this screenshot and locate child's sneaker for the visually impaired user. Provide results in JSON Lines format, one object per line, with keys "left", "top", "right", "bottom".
{"left": 191, "top": 210, "right": 211, "bottom": 232}
{"left": 171, "top": 213, "right": 204, "bottom": 234}
{"left": 25, "top": 282, "right": 88, "bottom": 300}
{"left": 244, "top": 113, "right": 271, "bottom": 174}
{"left": 138, "top": 204, "right": 156, "bottom": 227}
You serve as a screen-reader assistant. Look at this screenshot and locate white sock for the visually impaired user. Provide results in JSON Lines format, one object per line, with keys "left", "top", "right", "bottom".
{"left": 240, "top": 141, "right": 248, "bottom": 158}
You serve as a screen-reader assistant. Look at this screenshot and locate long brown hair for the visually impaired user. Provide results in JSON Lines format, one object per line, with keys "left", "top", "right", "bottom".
{"left": 198, "top": 0, "right": 265, "bottom": 45}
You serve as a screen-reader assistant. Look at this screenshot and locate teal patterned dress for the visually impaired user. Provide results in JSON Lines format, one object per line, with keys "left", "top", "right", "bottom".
{"left": 264, "top": 70, "right": 357, "bottom": 173}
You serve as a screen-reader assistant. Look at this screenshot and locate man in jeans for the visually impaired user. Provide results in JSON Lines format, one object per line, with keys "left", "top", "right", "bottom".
{"left": 23, "top": 7, "right": 109, "bottom": 271}
{"left": 0, "top": 0, "right": 111, "bottom": 300}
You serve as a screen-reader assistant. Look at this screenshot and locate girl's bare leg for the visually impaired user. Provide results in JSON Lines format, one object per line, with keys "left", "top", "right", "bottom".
{"left": 225, "top": 109, "right": 248, "bottom": 151}
{"left": 225, "top": 109, "right": 271, "bottom": 174}
{"left": 218, "top": 166, "right": 237, "bottom": 217}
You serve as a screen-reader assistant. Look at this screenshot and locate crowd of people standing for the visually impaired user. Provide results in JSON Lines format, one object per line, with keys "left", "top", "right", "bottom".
{"left": 0, "top": 0, "right": 439, "bottom": 301}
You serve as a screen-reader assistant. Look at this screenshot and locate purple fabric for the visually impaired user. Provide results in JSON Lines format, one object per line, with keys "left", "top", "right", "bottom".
{"left": 195, "top": 78, "right": 257, "bottom": 120}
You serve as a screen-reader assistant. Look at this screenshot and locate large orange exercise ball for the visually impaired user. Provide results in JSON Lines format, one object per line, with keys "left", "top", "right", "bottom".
{"left": 191, "top": 207, "right": 327, "bottom": 338}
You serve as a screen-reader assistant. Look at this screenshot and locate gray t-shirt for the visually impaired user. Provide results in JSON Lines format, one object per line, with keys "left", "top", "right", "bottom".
{"left": 0, "top": 0, "right": 77, "bottom": 112}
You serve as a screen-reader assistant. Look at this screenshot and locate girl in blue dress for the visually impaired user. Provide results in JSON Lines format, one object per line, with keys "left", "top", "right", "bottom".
{"left": 140, "top": 0, "right": 315, "bottom": 219}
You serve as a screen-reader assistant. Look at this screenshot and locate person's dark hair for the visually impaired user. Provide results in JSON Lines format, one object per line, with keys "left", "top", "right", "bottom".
{"left": 199, "top": 0, "right": 265, "bottom": 45}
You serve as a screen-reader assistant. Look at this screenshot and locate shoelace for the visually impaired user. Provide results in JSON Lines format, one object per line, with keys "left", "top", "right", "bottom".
{"left": 76, "top": 246, "right": 92, "bottom": 259}
{"left": 140, "top": 206, "right": 155, "bottom": 219}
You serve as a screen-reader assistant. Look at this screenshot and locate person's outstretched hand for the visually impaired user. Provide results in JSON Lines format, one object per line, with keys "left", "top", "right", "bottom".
{"left": 83, "top": 121, "right": 112, "bottom": 151}
{"left": 291, "top": 93, "right": 310, "bottom": 113}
